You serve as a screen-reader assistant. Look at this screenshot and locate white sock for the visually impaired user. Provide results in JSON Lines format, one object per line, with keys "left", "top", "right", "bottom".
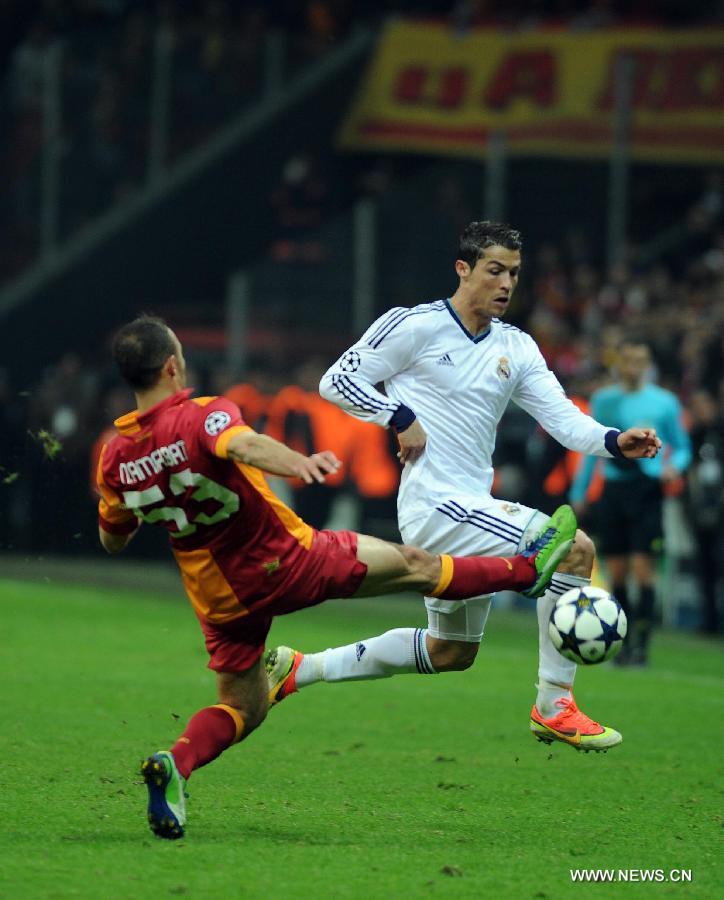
{"left": 296, "top": 628, "right": 435, "bottom": 686}
{"left": 295, "top": 652, "right": 324, "bottom": 687}
{"left": 535, "top": 573, "right": 590, "bottom": 716}
{"left": 535, "top": 679, "right": 573, "bottom": 719}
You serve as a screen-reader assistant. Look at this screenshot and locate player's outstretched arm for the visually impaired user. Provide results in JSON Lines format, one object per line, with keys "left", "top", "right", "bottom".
{"left": 226, "top": 431, "right": 341, "bottom": 484}
{"left": 616, "top": 427, "right": 662, "bottom": 459}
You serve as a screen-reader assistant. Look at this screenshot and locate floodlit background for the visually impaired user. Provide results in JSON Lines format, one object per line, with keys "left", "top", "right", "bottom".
{"left": 1, "top": 0, "right": 722, "bottom": 636}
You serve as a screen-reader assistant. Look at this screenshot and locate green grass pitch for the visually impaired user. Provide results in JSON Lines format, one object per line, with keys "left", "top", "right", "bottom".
{"left": 1, "top": 574, "right": 722, "bottom": 899}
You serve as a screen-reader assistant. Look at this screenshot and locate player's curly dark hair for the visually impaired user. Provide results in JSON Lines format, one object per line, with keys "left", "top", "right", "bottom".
{"left": 458, "top": 221, "right": 522, "bottom": 268}
{"left": 112, "top": 315, "right": 177, "bottom": 390}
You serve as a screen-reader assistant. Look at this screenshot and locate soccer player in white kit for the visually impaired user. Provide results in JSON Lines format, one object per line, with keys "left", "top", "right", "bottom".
{"left": 266, "top": 222, "right": 661, "bottom": 752}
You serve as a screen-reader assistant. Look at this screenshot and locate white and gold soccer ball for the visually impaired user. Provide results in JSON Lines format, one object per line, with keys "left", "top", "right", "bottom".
{"left": 549, "top": 586, "right": 627, "bottom": 665}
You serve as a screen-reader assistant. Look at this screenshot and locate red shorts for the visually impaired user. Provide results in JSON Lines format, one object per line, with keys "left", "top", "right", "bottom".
{"left": 199, "top": 529, "right": 367, "bottom": 673}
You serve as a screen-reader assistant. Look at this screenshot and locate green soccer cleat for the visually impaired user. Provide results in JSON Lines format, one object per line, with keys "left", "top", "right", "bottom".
{"left": 520, "top": 504, "right": 577, "bottom": 599}
{"left": 141, "top": 751, "right": 187, "bottom": 839}
{"left": 265, "top": 645, "right": 303, "bottom": 707}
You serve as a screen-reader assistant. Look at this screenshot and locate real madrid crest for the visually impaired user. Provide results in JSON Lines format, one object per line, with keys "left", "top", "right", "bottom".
{"left": 497, "top": 356, "right": 511, "bottom": 380}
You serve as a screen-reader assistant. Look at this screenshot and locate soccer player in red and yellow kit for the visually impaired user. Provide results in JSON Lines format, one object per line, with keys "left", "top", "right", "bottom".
{"left": 98, "top": 316, "right": 577, "bottom": 839}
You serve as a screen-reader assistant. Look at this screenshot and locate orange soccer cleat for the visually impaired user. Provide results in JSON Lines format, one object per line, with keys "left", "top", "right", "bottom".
{"left": 265, "top": 646, "right": 303, "bottom": 706}
{"left": 530, "top": 696, "right": 622, "bottom": 753}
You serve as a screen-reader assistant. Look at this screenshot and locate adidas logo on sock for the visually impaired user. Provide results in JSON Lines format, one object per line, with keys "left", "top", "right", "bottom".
{"left": 436, "top": 353, "right": 454, "bottom": 366}
{"left": 355, "top": 642, "right": 366, "bottom": 661}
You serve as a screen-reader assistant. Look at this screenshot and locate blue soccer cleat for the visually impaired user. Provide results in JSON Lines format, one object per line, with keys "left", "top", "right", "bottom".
{"left": 140, "top": 751, "right": 187, "bottom": 839}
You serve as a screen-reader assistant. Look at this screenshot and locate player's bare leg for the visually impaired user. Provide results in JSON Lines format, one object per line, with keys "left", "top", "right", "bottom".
{"left": 424, "top": 637, "right": 480, "bottom": 671}
{"left": 142, "top": 659, "right": 267, "bottom": 839}
{"left": 266, "top": 506, "right": 576, "bottom": 703}
{"left": 530, "top": 529, "right": 622, "bottom": 752}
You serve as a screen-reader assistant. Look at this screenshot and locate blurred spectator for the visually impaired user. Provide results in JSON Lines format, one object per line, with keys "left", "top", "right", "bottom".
{"left": 347, "top": 416, "right": 400, "bottom": 538}
{"left": 222, "top": 381, "right": 269, "bottom": 431}
{"left": 686, "top": 389, "right": 724, "bottom": 634}
{"left": 89, "top": 384, "right": 134, "bottom": 497}
{"left": 269, "top": 152, "right": 331, "bottom": 264}
{"left": 169, "top": 1, "right": 265, "bottom": 156}
{"left": 220, "top": 358, "right": 278, "bottom": 433}
{"left": 265, "top": 358, "right": 353, "bottom": 527}
{"left": 0, "top": 367, "right": 26, "bottom": 550}
{"left": 283, "top": 0, "right": 353, "bottom": 69}
{"left": 527, "top": 387, "right": 605, "bottom": 513}
{"left": 22, "top": 352, "right": 100, "bottom": 552}
{"left": 265, "top": 357, "right": 398, "bottom": 529}
{"left": 28, "top": 352, "right": 98, "bottom": 458}
{"left": 6, "top": 18, "right": 49, "bottom": 112}
{"left": 4, "top": 18, "right": 52, "bottom": 262}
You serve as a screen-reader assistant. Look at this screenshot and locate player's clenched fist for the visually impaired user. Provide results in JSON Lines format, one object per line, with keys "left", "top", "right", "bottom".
{"left": 295, "top": 451, "right": 342, "bottom": 484}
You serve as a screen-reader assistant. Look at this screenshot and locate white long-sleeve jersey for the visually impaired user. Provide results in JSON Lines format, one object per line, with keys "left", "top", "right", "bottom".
{"left": 320, "top": 300, "right": 620, "bottom": 530}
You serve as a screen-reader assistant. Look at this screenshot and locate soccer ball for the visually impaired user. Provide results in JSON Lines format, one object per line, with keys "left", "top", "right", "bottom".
{"left": 548, "top": 587, "right": 627, "bottom": 665}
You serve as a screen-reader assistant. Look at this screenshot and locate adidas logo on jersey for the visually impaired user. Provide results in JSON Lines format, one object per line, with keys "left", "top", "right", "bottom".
{"left": 436, "top": 353, "right": 454, "bottom": 366}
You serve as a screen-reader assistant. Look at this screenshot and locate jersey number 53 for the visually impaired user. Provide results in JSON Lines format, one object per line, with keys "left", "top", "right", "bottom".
{"left": 122, "top": 468, "right": 239, "bottom": 538}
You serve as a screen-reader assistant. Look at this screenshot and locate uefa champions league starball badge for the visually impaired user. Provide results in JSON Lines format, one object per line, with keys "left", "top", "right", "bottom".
{"left": 340, "top": 350, "right": 361, "bottom": 372}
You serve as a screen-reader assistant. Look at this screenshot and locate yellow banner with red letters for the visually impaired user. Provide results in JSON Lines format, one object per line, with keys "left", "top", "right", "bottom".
{"left": 339, "top": 21, "right": 724, "bottom": 163}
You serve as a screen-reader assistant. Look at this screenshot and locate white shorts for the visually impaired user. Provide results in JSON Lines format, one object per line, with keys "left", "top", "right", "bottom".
{"left": 400, "top": 496, "right": 548, "bottom": 643}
